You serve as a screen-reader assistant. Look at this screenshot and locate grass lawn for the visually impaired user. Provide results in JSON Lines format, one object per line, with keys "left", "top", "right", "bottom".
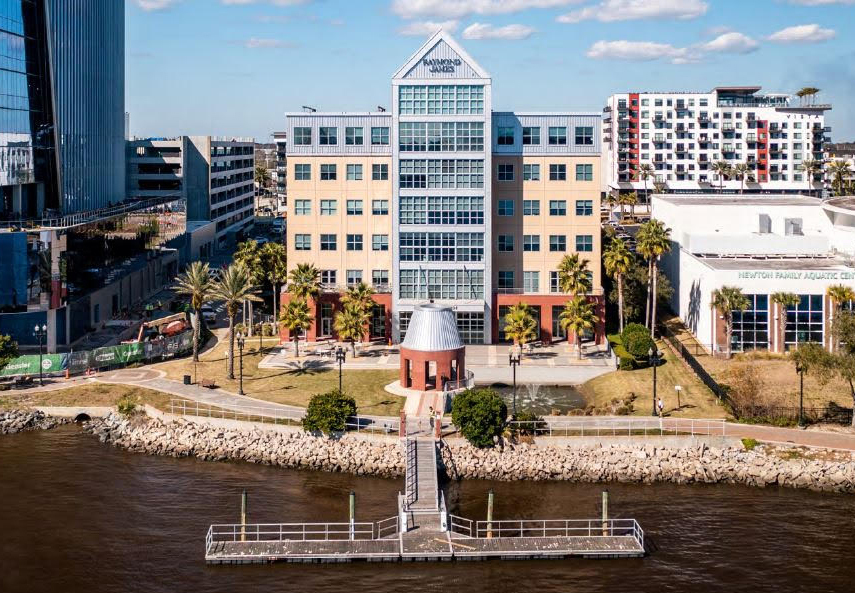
{"left": 155, "top": 338, "right": 403, "bottom": 416}
{"left": 578, "top": 338, "right": 727, "bottom": 418}
{"left": 0, "top": 383, "right": 173, "bottom": 411}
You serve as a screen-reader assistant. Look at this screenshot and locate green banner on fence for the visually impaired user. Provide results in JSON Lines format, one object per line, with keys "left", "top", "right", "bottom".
{"left": 0, "top": 354, "right": 67, "bottom": 378}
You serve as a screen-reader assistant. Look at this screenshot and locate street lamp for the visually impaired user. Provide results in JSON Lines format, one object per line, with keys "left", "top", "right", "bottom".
{"left": 796, "top": 363, "right": 805, "bottom": 427}
{"left": 236, "top": 331, "right": 246, "bottom": 396}
{"left": 649, "top": 346, "right": 659, "bottom": 417}
{"left": 335, "top": 346, "right": 346, "bottom": 393}
{"left": 33, "top": 324, "right": 47, "bottom": 386}
{"left": 509, "top": 347, "right": 521, "bottom": 417}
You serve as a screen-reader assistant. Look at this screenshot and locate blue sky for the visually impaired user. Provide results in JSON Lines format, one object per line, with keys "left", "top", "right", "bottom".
{"left": 127, "top": 0, "right": 855, "bottom": 142}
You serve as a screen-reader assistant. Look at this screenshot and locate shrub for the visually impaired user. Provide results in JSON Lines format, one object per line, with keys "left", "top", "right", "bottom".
{"left": 451, "top": 388, "right": 507, "bottom": 448}
{"left": 116, "top": 395, "right": 138, "bottom": 416}
{"left": 262, "top": 323, "right": 274, "bottom": 337}
{"left": 511, "top": 411, "right": 543, "bottom": 436}
{"left": 613, "top": 343, "right": 636, "bottom": 370}
{"left": 302, "top": 390, "right": 357, "bottom": 435}
{"left": 622, "top": 326, "right": 655, "bottom": 360}
{"left": 741, "top": 438, "right": 758, "bottom": 451}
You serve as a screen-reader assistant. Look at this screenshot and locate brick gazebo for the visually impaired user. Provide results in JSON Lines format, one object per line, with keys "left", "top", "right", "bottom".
{"left": 399, "top": 304, "right": 465, "bottom": 392}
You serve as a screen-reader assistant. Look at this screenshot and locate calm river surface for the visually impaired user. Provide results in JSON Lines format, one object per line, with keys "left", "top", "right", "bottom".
{"left": 2, "top": 426, "right": 854, "bottom": 593}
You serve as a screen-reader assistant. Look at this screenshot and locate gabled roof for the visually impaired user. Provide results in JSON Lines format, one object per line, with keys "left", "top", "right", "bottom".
{"left": 392, "top": 29, "right": 490, "bottom": 80}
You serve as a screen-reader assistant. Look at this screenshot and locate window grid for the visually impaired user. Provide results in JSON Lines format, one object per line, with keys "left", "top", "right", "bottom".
{"left": 549, "top": 164, "right": 566, "bottom": 181}
{"left": 522, "top": 126, "right": 540, "bottom": 145}
{"left": 399, "top": 232, "right": 485, "bottom": 262}
{"left": 523, "top": 164, "right": 540, "bottom": 181}
{"left": 732, "top": 294, "right": 769, "bottom": 351}
{"left": 399, "top": 269, "right": 485, "bottom": 299}
{"left": 346, "top": 234, "right": 363, "bottom": 251}
{"left": 523, "top": 199, "right": 540, "bottom": 215}
{"left": 399, "top": 196, "right": 485, "bottom": 225}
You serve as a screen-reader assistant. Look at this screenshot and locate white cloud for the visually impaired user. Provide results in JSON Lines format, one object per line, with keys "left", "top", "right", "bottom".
{"left": 767, "top": 23, "right": 836, "bottom": 43}
{"left": 704, "top": 25, "right": 733, "bottom": 36}
{"left": 462, "top": 23, "right": 536, "bottom": 40}
{"left": 135, "top": 0, "right": 180, "bottom": 10}
{"left": 244, "top": 37, "right": 298, "bottom": 48}
{"left": 392, "top": 0, "right": 582, "bottom": 19}
{"left": 701, "top": 32, "right": 759, "bottom": 54}
{"left": 585, "top": 40, "right": 697, "bottom": 63}
{"left": 398, "top": 20, "right": 459, "bottom": 36}
{"left": 558, "top": 0, "right": 707, "bottom": 23}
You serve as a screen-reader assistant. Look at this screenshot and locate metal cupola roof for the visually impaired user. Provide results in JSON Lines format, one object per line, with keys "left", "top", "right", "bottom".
{"left": 401, "top": 304, "right": 463, "bottom": 352}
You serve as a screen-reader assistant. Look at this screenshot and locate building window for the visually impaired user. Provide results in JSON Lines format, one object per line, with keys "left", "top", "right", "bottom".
{"left": 321, "top": 270, "right": 336, "bottom": 286}
{"left": 399, "top": 196, "right": 485, "bottom": 225}
{"left": 523, "top": 164, "right": 540, "bottom": 181}
{"left": 345, "top": 127, "right": 363, "bottom": 145}
{"left": 320, "top": 234, "right": 337, "bottom": 250}
{"left": 575, "top": 235, "right": 593, "bottom": 252}
{"left": 372, "top": 234, "right": 389, "bottom": 251}
{"left": 398, "top": 85, "right": 485, "bottom": 115}
{"left": 294, "top": 164, "right": 311, "bottom": 180}
{"left": 346, "top": 164, "right": 363, "bottom": 180}
{"left": 523, "top": 199, "right": 540, "bottom": 215}
{"left": 498, "top": 271, "right": 514, "bottom": 289}
{"left": 294, "top": 199, "right": 310, "bottom": 215}
{"left": 498, "top": 235, "right": 514, "bottom": 252}
{"left": 522, "top": 126, "right": 540, "bottom": 145}
{"left": 320, "top": 199, "right": 337, "bottom": 215}
{"left": 372, "top": 199, "right": 389, "bottom": 215}
{"left": 575, "top": 200, "right": 593, "bottom": 215}
{"left": 574, "top": 126, "right": 594, "bottom": 145}
{"left": 549, "top": 164, "right": 566, "bottom": 180}
{"left": 320, "top": 164, "right": 336, "bottom": 180}
{"left": 371, "top": 127, "right": 390, "bottom": 145}
{"left": 550, "top": 271, "right": 560, "bottom": 293}
{"left": 398, "top": 269, "right": 485, "bottom": 300}
{"left": 319, "top": 127, "right": 337, "bottom": 145}
{"left": 346, "top": 234, "right": 363, "bottom": 251}
{"left": 732, "top": 294, "right": 768, "bottom": 352}
{"left": 549, "top": 200, "right": 566, "bottom": 216}
{"left": 372, "top": 269, "right": 389, "bottom": 288}
{"left": 456, "top": 312, "right": 485, "bottom": 344}
{"left": 497, "top": 126, "right": 515, "bottom": 145}
{"left": 295, "top": 234, "right": 311, "bottom": 250}
{"left": 549, "top": 235, "right": 566, "bottom": 252}
{"left": 523, "top": 235, "right": 540, "bottom": 252}
{"left": 372, "top": 164, "right": 388, "bottom": 180}
{"left": 575, "top": 164, "right": 593, "bottom": 181}
{"left": 523, "top": 271, "right": 539, "bottom": 293}
{"left": 548, "top": 126, "right": 567, "bottom": 145}
{"left": 785, "top": 294, "right": 824, "bottom": 348}
{"left": 346, "top": 270, "right": 362, "bottom": 286}
{"left": 293, "top": 127, "right": 312, "bottom": 145}
{"left": 497, "top": 164, "right": 514, "bottom": 181}
{"left": 498, "top": 199, "right": 514, "bottom": 216}
{"left": 346, "top": 199, "right": 363, "bottom": 215}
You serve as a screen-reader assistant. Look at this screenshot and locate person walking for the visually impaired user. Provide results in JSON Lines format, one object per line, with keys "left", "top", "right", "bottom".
{"left": 428, "top": 406, "right": 435, "bottom": 429}
{"left": 657, "top": 397, "right": 664, "bottom": 417}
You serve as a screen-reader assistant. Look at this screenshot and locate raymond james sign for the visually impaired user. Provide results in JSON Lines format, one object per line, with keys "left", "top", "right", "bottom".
{"left": 423, "top": 58, "right": 461, "bottom": 73}
{"left": 737, "top": 270, "right": 855, "bottom": 281}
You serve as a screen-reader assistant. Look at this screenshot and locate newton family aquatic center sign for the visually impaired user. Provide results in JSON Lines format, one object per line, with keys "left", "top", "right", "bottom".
{"left": 737, "top": 270, "right": 855, "bottom": 281}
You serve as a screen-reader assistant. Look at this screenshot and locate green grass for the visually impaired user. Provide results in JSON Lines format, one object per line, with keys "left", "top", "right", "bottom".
{"left": 0, "top": 383, "right": 174, "bottom": 411}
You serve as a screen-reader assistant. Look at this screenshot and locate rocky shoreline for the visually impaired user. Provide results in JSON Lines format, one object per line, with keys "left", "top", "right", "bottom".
{"left": 4, "top": 410, "right": 854, "bottom": 493}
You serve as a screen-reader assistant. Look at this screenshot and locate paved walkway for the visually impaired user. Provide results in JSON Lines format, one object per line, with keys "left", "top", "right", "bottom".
{"left": 722, "top": 422, "right": 855, "bottom": 452}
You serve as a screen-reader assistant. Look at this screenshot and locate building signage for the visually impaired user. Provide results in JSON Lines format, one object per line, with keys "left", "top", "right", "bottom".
{"left": 737, "top": 270, "right": 855, "bottom": 281}
{"left": 422, "top": 58, "right": 461, "bottom": 73}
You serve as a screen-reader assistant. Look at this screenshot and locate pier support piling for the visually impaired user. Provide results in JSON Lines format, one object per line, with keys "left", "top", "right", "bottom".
{"left": 241, "top": 490, "right": 247, "bottom": 542}
{"left": 487, "top": 489, "right": 494, "bottom": 539}
{"left": 602, "top": 491, "right": 609, "bottom": 537}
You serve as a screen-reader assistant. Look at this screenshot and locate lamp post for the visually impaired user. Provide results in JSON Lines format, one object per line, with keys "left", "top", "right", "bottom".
{"left": 649, "top": 346, "right": 659, "bottom": 417}
{"left": 335, "top": 346, "right": 346, "bottom": 393}
{"left": 236, "top": 331, "right": 246, "bottom": 396}
{"left": 34, "top": 324, "right": 47, "bottom": 386}
{"left": 509, "top": 347, "right": 521, "bottom": 417}
{"left": 796, "top": 363, "right": 805, "bottom": 427}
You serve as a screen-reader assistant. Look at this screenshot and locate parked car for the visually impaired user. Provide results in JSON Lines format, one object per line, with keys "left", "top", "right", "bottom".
{"left": 201, "top": 305, "right": 217, "bottom": 324}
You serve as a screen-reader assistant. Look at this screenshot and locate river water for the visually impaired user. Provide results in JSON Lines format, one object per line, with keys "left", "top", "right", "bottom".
{"left": 2, "top": 427, "right": 854, "bottom": 593}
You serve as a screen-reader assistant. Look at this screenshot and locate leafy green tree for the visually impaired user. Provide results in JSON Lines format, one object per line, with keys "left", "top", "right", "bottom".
{"left": 302, "top": 390, "right": 357, "bottom": 435}
{"left": 212, "top": 264, "right": 260, "bottom": 378}
{"left": 288, "top": 263, "right": 321, "bottom": 302}
{"left": 334, "top": 301, "right": 370, "bottom": 357}
{"left": 711, "top": 286, "right": 751, "bottom": 358}
{"left": 503, "top": 302, "right": 538, "bottom": 347}
{"left": 0, "top": 334, "right": 19, "bottom": 370}
{"left": 621, "top": 323, "right": 655, "bottom": 360}
{"left": 636, "top": 219, "right": 672, "bottom": 333}
{"left": 280, "top": 298, "right": 313, "bottom": 357}
{"left": 451, "top": 388, "right": 508, "bottom": 448}
{"left": 603, "top": 238, "right": 633, "bottom": 332}
{"left": 556, "top": 253, "right": 591, "bottom": 298}
{"left": 608, "top": 260, "right": 672, "bottom": 324}
{"left": 830, "top": 311, "right": 855, "bottom": 425}
{"left": 174, "top": 261, "right": 213, "bottom": 362}
{"left": 559, "top": 296, "right": 599, "bottom": 360}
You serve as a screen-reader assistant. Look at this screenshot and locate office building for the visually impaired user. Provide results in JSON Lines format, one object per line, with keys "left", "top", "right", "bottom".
{"left": 282, "top": 31, "right": 603, "bottom": 345}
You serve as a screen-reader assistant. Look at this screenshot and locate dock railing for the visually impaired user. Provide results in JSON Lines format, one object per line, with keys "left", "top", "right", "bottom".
{"left": 505, "top": 417, "right": 726, "bottom": 437}
{"left": 404, "top": 439, "right": 417, "bottom": 507}
{"left": 443, "top": 370, "right": 475, "bottom": 392}
{"left": 447, "top": 517, "right": 643, "bottom": 549}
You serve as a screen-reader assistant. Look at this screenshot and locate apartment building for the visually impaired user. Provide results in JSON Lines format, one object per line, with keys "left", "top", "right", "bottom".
{"left": 603, "top": 87, "right": 831, "bottom": 196}
{"left": 283, "top": 31, "right": 603, "bottom": 345}
{"left": 127, "top": 136, "right": 256, "bottom": 258}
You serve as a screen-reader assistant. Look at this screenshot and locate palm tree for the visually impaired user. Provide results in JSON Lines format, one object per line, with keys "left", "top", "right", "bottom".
{"left": 827, "top": 160, "right": 852, "bottom": 197}
{"left": 732, "top": 162, "right": 751, "bottom": 194}
{"left": 280, "top": 299, "right": 313, "bottom": 358}
{"left": 174, "top": 261, "right": 213, "bottom": 362}
{"left": 341, "top": 281, "right": 375, "bottom": 313}
{"left": 710, "top": 161, "right": 731, "bottom": 192}
{"left": 772, "top": 292, "right": 801, "bottom": 351}
{"left": 653, "top": 181, "right": 667, "bottom": 195}
{"left": 234, "top": 240, "right": 263, "bottom": 336}
{"left": 255, "top": 165, "right": 271, "bottom": 194}
{"left": 636, "top": 163, "right": 654, "bottom": 211}
{"left": 260, "top": 242, "right": 287, "bottom": 333}
{"left": 827, "top": 284, "right": 855, "bottom": 351}
{"left": 503, "top": 303, "right": 538, "bottom": 348}
{"left": 288, "top": 263, "right": 321, "bottom": 301}
{"left": 556, "top": 253, "right": 591, "bottom": 299}
{"left": 212, "top": 264, "right": 260, "bottom": 379}
{"left": 334, "top": 301, "right": 371, "bottom": 358}
{"left": 618, "top": 191, "right": 638, "bottom": 222}
{"left": 636, "top": 219, "right": 672, "bottom": 335}
{"left": 800, "top": 158, "right": 822, "bottom": 198}
{"left": 711, "top": 286, "right": 751, "bottom": 358}
{"left": 603, "top": 238, "right": 633, "bottom": 333}
{"left": 559, "top": 296, "right": 599, "bottom": 360}
{"left": 605, "top": 192, "right": 618, "bottom": 222}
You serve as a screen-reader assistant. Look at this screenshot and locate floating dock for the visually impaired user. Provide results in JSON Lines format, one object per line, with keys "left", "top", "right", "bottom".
{"left": 204, "top": 436, "right": 645, "bottom": 564}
